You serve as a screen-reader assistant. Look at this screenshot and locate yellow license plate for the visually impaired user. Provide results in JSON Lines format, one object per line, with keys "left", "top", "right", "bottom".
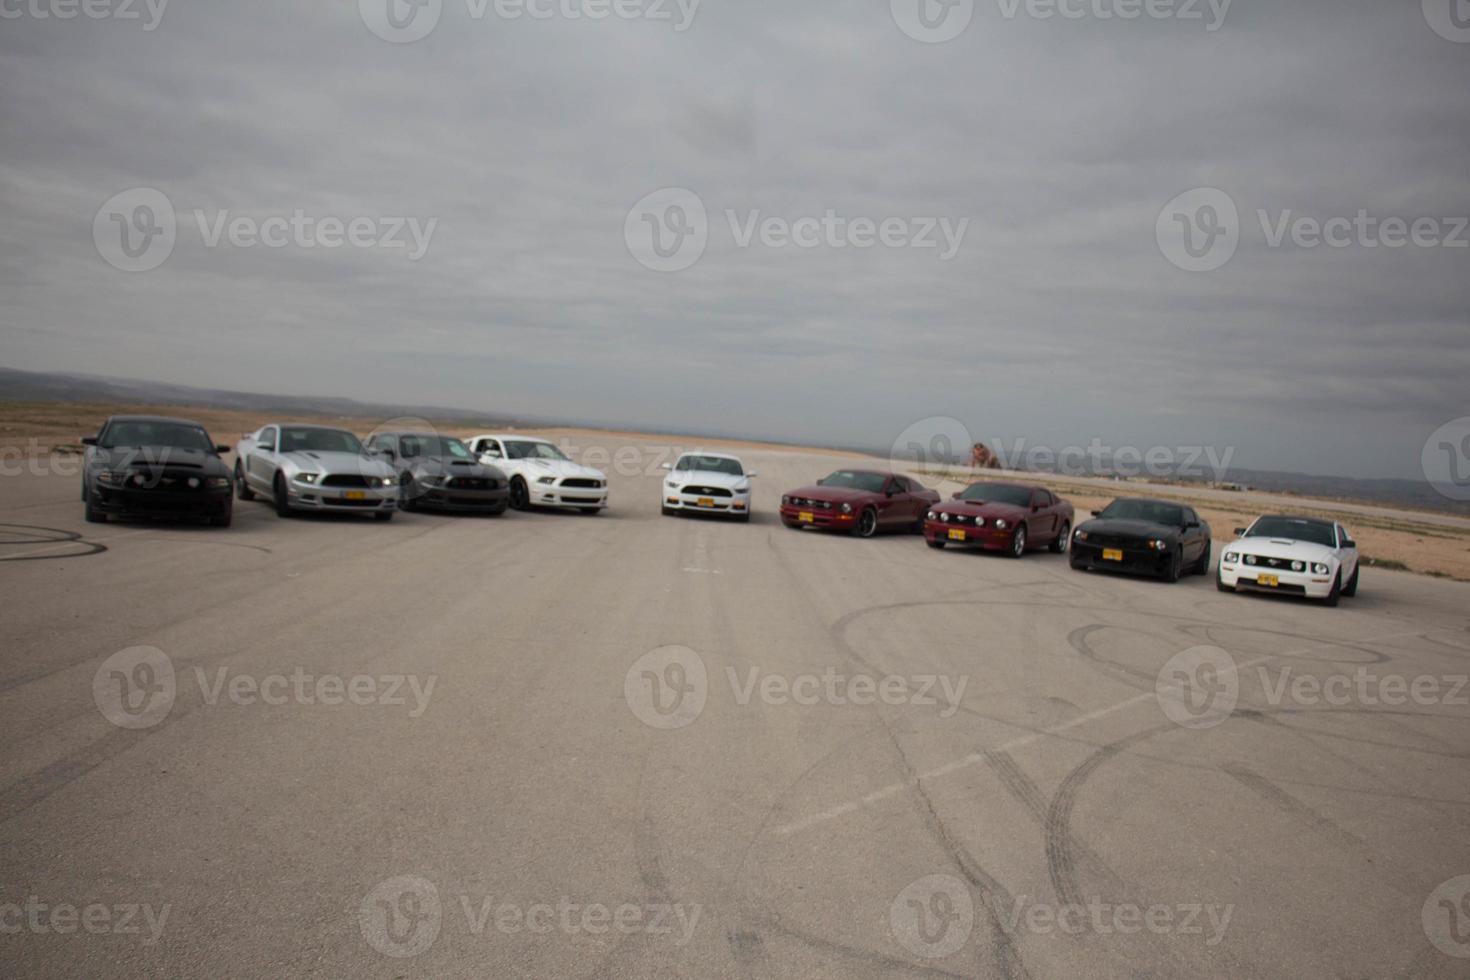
{"left": 1103, "top": 548, "right": 1123, "bottom": 561}
{"left": 798, "top": 511, "right": 814, "bottom": 523}
{"left": 344, "top": 490, "right": 366, "bottom": 500}
{"left": 948, "top": 529, "right": 966, "bottom": 541}
{"left": 1257, "top": 573, "right": 1279, "bottom": 587}
{"left": 697, "top": 497, "right": 715, "bottom": 507}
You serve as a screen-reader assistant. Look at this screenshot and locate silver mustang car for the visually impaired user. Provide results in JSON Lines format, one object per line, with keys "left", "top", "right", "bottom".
{"left": 234, "top": 424, "right": 399, "bottom": 520}
{"left": 365, "top": 431, "right": 510, "bottom": 514}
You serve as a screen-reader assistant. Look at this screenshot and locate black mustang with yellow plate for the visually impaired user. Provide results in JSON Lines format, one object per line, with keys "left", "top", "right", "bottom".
{"left": 1069, "top": 497, "right": 1211, "bottom": 582}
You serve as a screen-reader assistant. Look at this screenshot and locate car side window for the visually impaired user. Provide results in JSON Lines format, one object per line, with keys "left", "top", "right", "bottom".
{"left": 258, "top": 427, "right": 277, "bottom": 451}
{"left": 1183, "top": 507, "right": 1197, "bottom": 526}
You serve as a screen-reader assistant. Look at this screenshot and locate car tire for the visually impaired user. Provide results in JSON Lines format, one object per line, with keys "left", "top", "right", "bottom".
{"left": 509, "top": 477, "right": 529, "bottom": 511}
{"left": 374, "top": 510, "right": 394, "bottom": 522}
{"left": 1341, "top": 565, "right": 1359, "bottom": 597}
{"left": 1008, "top": 524, "right": 1027, "bottom": 558}
{"left": 911, "top": 512, "right": 926, "bottom": 534}
{"left": 235, "top": 461, "right": 255, "bottom": 500}
{"left": 399, "top": 475, "right": 417, "bottom": 511}
{"left": 210, "top": 503, "right": 232, "bottom": 528}
{"left": 1163, "top": 547, "right": 1183, "bottom": 583}
{"left": 273, "top": 475, "right": 292, "bottom": 518}
{"left": 579, "top": 507, "right": 600, "bottom": 515}
{"left": 735, "top": 512, "right": 751, "bottom": 523}
{"left": 1070, "top": 557, "right": 1087, "bottom": 572}
{"left": 927, "top": 538, "right": 945, "bottom": 550}
{"left": 1216, "top": 571, "right": 1234, "bottom": 592}
{"left": 661, "top": 504, "right": 675, "bottom": 516}
{"left": 1050, "top": 521, "right": 1070, "bottom": 553}
{"left": 1324, "top": 571, "right": 1341, "bottom": 607}
{"left": 854, "top": 508, "right": 878, "bottom": 538}
{"left": 782, "top": 518, "right": 800, "bottom": 529}
{"left": 1193, "top": 541, "right": 1212, "bottom": 575}
{"left": 83, "top": 484, "right": 106, "bottom": 523}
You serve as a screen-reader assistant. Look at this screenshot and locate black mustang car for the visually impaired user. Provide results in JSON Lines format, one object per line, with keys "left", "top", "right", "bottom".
{"left": 1069, "top": 497, "right": 1212, "bottom": 582}
{"left": 81, "top": 415, "right": 234, "bottom": 526}
{"left": 366, "top": 432, "right": 510, "bottom": 514}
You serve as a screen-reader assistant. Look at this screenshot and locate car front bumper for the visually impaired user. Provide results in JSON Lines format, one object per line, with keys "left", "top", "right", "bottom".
{"left": 533, "top": 483, "right": 608, "bottom": 509}
{"left": 1071, "top": 540, "right": 1173, "bottom": 575}
{"left": 1218, "top": 561, "right": 1335, "bottom": 598}
{"left": 665, "top": 490, "right": 750, "bottom": 515}
{"left": 412, "top": 486, "right": 510, "bottom": 512}
{"left": 91, "top": 484, "right": 232, "bottom": 520}
{"left": 923, "top": 520, "right": 1012, "bottom": 549}
{"left": 779, "top": 504, "right": 855, "bottom": 529}
{"left": 287, "top": 486, "right": 399, "bottom": 513}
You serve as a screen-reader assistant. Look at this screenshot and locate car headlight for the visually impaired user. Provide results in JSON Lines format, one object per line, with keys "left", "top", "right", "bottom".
{"left": 1223, "top": 551, "right": 1238, "bottom": 563}
{"left": 782, "top": 495, "right": 790, "bottom": 505}
{"left": 1244, "top": 554, "right": 1257, "bottom": 565}
{"left": 995, "top": 518, "right": 1008, "bottom": 529}
{"left": 206, "top": 477, "right": 230, "bottom": 489}
{"left": 1291, "top": 560, "right": 1305, "bottom": 572}
{"left": 734, "top": 485, "right": 750, "bottom": 494}
{"left": 840, "top": 502, "right": 853, "bottom": 514}
{"left": 926, "top": 510, "right": 936, "bottom": 520}
{"left": 380, "top": 476, "right": 395, "bottom": 487}
{"left": 295, "top": 473, "right": 318, "bottom": 484}
{"left": 97, "top": 470, "right": 121, "bottom": 485}
{"left": 1075, "top": 529, "right": 1088, "bottom": 541}
{"left": 537, "top": 476, "right": 556, "bottom": 485}
{"left": 1149, "top": 539, "right": 1168, "bottom": 551}
{"left": 1312, "top": 562, "right": 1330, "bottom": 575}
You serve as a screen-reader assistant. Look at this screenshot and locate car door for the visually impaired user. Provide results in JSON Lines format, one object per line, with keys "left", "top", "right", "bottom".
{"left": 1030, "top": 490, "right": 1056, "bottom": 539}
{"left": 1336, "top": 524, "right": 1359, "bottom": 578}
{"left": 874, "top": 477, "right": 905, "bottom": 526}
{"left": 1181, "top": 507, "right": 1205, "bottom": 562}
{"left": 247, "top": 427, "right": 278, "bottom": 492}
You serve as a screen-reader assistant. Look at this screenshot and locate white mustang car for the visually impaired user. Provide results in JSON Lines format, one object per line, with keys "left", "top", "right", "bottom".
{"left": 1217, "top": 514, "right": 1360, "bottom": 606}
{"left": 235, "top": 424, "right": 399, "bottom": 519}
{"left": 466, "top": 434, "right": 608, "bottom": 513}
{"left": 660, "top": 452, "right": 755, "bottom": 521}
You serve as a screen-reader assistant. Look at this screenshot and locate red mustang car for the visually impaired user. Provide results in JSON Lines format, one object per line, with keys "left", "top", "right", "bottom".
{"left": 780, "top": 469, "right": 940, "bottom": 538}
{"left": 923, "top": 482, "right": 1074, "bottom": 557}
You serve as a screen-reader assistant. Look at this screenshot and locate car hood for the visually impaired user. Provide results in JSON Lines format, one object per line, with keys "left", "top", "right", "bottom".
{"left": 409, "top": 457, "right": 506, "bottom": 479}
{"left": 92, "top": 446, "right": 228, "bottom": 477}
{"left": 512, "top": 457, "right": 605, "bottom": 480}
{"left": 1229, "top": 536, "right": 1337, "bottom": 562}
{"left": 671, "top": 470, "right": 748, "bottom": 489}
{"left": 785, "top": 484, "right": 876, "bottom": 503}
{"left": 935, "top": 500, "right": 1026, "bottom": 520}
{"left": 283, "top": 450, "right": 395, "bottom": 477}
{"left": 1078, "top": 517, "right": 1180, "bottom": 540}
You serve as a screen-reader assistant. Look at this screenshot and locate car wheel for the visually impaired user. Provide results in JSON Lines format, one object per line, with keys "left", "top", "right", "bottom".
{"left": 399, "top": 475, "right": 416, "bottom": 511}
{"left": 735, "top": 512, "right": 751, "bottom": 523}
{"left": 661, "top": 504, "right": 675, "bottom": 516}
{"left": 1163, "top": 547, "right": 1183, "bottom": 583}
{"left": 1070, "top": 557, "right": 1087, "bottom": 572}
{"left": 1341, "top": 564, "right": 1358, "bottom": 597}
{"left": 579, "top": 507, "right": 600, "bottom": 515}
{"left": 911, "top": 512, "right": 926, "bottom": 534}
{"left": 1050, "top": 521, "right": 1070, "bottom": 554}
{"left": 273, "top": 474, "right": 292, "bottom": 518}
{"left": 374, "top": 510, "right": 394, "bottom": 522}
{"left": 854, "top": 508, "right": 878, "bottom": 538}
{"left": 1193, "top": 541, "right": 1212, "bottom": 575}
{"left": 509, "top": 477, "right": 529, "bottom": 511}
{"left": 1324, "top": 571, "right": 1341, "bottom": 607}
{"left": 782, "top": 518, "right": 800, "bottom": 529}
{"left": 83, "top": 483, "right": 106, "bottom": 523}
{"left": 927, "top": 538, "right": 945, "bottom": 550}
{"left": 1216, "top": 570, "right": 1234, "bottom": 592}
{"left": 1008, "top": 524, "right": 1027, "bottom": 558}
{"left": 210, "top": 502, "right": 233, "bottom": 528}
{"left": 235, "top": 461, "right": 255, "bottom": 500}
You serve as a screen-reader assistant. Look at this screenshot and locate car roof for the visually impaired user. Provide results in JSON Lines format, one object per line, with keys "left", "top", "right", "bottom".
{"left": 965, "top": 481, "right": 1042, "bottom": 492}
{"left": 1110, "top": 497, "right": 1184, "bottom": 508}
{"left": 1254, "top": 514, "right": 1335, "bottom": 529}
{"left": 378, "top": 431, "right": 453, "bottom": 439}
{"left": 105, "top": 414, "right": 207, "bottom": 427}
{"left": 829, "top": 468, "right": 890, "bottom": 477}
{"left": 476, "top": 433, "right": 551, "bottom": 442}
{"left": 679, "top": 451, "right": 742, "bottom": 461}
{"left": 266, "top": 422, "right": 354, "bottom": 431}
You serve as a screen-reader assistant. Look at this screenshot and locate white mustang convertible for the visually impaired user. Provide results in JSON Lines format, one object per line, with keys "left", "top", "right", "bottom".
{"left": 1217, "top": 515, "right": 1360, "bottom": 606}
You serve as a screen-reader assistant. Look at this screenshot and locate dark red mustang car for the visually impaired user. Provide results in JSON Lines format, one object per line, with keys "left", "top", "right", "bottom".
{"left": 780, "top": 469, "right": 940, "bottom": 538}
{"left": 923, "top": 482, "right": 1074, "bottom": 558}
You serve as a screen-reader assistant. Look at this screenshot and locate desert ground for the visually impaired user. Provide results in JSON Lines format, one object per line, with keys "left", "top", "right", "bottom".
{"left": 1, "top": 405, "right": 1468, "bottom": 978}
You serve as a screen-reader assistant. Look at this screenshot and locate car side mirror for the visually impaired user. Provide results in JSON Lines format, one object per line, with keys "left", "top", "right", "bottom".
{"left": 1233, "top": 526, "right": 1246, "bottom": 535}
{"left": 215, "top": 445, "right": 231, "bottom": 454}
{"left": 1185, "top": 520, "right": 1200, "bottom": 529}
{"left": 1032, "top": 504, "right": 1042, "bottom": 513}
{"left": 660, "top": 462, "right": 672, "bottom": 470}
{"left": 1342, "top": 538, "right": 1356, "bottom": 549}
{"left": 81, "top": 436, "right": 98, "bottom": 446}
{"left": 746, "top": 470, "right": 758, "bottom": 478}
{"left": 951, "top": 492, "right": 962, "bottom": 499}
{"left": 381, "top": 448, "right": 397, "bottom": 460}
{"left": 1091, "top": 509, "right": 1102, "bottom": 517}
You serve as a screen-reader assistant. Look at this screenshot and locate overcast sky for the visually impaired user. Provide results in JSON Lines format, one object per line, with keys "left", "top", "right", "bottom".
{"left": 1, "top": 0, "right": 1466, "bottom": 479}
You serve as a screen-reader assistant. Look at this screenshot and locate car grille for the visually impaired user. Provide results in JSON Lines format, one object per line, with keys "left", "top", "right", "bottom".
{"left": 939, "top": 512, "right": 985, "bottom": 525}
{"left": 1087, "top": 532, "right": 1145, "bottom": 548}
{"left": 1248, "top": 556, "right": 1293, "bottom": 570}
{"left": 787, "top": 496, "right": 832, "bottom": 509}
{"left": 449, "top": 478, "right": 498, "bottom": 490}
{"left": 321, "top": 474, "right": 373, "bottom": 488}
{"left": 683, "top": 485, "right": 733, "bottom": 497}
{"left": 118, "top": 469, "right": 216, "bottom": 491}
{"left": 562, "top": 478, "right": 603, "bottom": 489}
{"left": 563, "top": 496, "right": 601, "bottom": 504}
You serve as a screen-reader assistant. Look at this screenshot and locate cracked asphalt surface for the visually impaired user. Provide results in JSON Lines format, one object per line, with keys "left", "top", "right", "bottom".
{"left": 2, "top": 443, "right": 1469, "bottom": 978}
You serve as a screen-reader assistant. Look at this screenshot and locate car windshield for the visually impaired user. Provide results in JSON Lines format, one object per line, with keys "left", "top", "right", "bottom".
{"left": 400, "top": 435, "right": 473, "bottom": 459}
{"left": 1099, "top": 499, "right": 1184, "bottom": 526}
{"left": 278, "top": 427, "right": 363, "bottom": 454}
{"left": 504, "top": 440, "right": 569, "bottom": 461}
{"left": 679, "top": 455, "right": 743, "bottom": 476}
{"left": 960, "top": 484, "right": 1032, "bottom": 507}
{"left": 99, "top": 421, "right": 214, "bottom": 452}
{"left": 819, "top": 470, "right": 888, "bottom": 493}
{"left": 1246, "top": 517, "right": 1337, "bottom": 547}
